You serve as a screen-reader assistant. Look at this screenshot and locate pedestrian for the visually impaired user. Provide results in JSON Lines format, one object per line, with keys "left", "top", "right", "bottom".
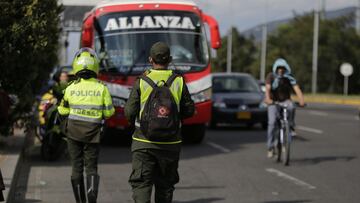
{"left": 125, "top": 42, "right": 195, "bottom": 203}
{"left": 0, "top": 86, "right": 11, "bottom": 133}
{"left": 58, "top": 47, "right": 115, "bottom": 203}
{"left": 52, "top": 68, "right": 69, "bottom": 102}
{"left": 264, "top": 58, "right": 305, "bottom": 158}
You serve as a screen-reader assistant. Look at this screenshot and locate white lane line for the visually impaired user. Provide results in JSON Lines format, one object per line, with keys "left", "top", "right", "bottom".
{"left": 355, "top": 116, "right": 359, "bottom": 121}
{"left": 34, "top": 168, "right": 42, "bottom": 200}
{"left": 308, "top": 110, "right": 328, "bottom": 117}
{"left": 297, "top": 125, "right": 323, "bottom": 134}
{"left": 206, "top": 141, "right": 231, "bottom": 153}
{"left": 266, "top": 168, "right": 316, "bottom": 190}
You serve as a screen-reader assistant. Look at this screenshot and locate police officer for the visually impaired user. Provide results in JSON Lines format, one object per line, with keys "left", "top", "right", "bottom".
{"left": 58, "top": 48, "right": 115, "bottom": 203}
{"left": 125, "top": 42, "right": 195, "bottom": 203}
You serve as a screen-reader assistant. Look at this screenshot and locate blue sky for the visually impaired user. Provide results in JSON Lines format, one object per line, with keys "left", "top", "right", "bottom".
{"left": 62, "top": 0, "right": 357, "bottom": 34}
{"left": 193, "top": 0, "right": 357, "bottom": 34}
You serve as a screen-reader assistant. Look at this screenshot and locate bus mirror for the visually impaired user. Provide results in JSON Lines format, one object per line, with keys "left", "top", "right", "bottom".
{"left": 203, "top": 14, "right": 221, "bottom": 49}
{"left": 81, "top": 15, "right": 94, "bottom": 47}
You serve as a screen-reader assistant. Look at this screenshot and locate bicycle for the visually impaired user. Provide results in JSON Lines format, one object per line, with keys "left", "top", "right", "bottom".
{"left": 273, "top": 101, "right": 304, "bottom": 166}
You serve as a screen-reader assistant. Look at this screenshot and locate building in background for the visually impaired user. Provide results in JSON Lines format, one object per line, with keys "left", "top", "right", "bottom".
{"left": 59, "top": 0, "right": 99, "bottom": 65}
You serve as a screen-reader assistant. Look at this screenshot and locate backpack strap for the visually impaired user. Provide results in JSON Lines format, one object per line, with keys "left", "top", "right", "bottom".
{"left": 165, "top": 72, "right": 180, "bottom": 87}
{"left": 139, "top": 75, "right": 157, "bottom": 88}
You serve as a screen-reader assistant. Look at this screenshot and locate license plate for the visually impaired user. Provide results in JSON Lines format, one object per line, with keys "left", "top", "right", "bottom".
{"left": 237, "top": 112, "right": 251, "bottom": 119}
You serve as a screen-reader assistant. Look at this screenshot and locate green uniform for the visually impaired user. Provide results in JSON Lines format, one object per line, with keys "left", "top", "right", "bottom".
{"left": 125, "top": 69, "right": 195, "bottom": 203}
{"left": 58, "top": 77, "right": 114, "bottom": 203}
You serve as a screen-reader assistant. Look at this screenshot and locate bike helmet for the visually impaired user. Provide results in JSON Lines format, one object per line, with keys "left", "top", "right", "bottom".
{"left": 72, "top": 47, "right": 99, "bottom": 75}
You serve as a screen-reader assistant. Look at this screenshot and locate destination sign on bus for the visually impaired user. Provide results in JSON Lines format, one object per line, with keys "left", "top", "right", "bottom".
{"left": 104, "top": 15, "right": 196, "bottom": 31}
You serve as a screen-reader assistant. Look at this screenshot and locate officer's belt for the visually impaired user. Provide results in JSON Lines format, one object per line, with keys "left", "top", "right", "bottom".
{"left": 70, "top": 104, "right": 114, "bottom": 110}
{"left": 68, "top": 114, "right": 102, "bottom": 123}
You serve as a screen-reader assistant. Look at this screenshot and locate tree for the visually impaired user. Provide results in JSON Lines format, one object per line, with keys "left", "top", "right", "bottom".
{"left": 0, "top": 0, "right": 62, "bottom": 135}
{"left": 212, "top": 27, "right": 258, "bottom": 74}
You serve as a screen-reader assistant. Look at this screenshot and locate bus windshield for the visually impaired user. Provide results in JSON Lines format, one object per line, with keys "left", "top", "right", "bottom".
{"left": 94, "top": 10, "right": 209, "bottom": 74}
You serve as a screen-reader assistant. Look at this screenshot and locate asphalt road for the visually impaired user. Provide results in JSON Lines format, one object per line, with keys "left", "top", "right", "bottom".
{"left": 10, "top": 103, "right": 360, "bottom": 203}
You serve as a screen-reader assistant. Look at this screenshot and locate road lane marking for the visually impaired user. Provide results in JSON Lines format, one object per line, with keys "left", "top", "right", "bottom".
{"left": 266, "top": 168, "right": 316, "bottom": 190}
{"left": 308, "top": 110, "right": 328, "bottom": 117}
{"left": 206, "top": 141, "right": 231, "bottom": 153}
{"left": 297, "top": 125, "right": 323, "bottom": 134}
{"left": 34, "top": 168, "right": 42, "bottom": 200}
{"left": 355, "top": 116, "right": 359, "bottom": 121}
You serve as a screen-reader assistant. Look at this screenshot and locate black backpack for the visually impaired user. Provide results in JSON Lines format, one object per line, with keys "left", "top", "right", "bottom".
{"left": 139, "top": 73, "right": 180, "bottom": 142}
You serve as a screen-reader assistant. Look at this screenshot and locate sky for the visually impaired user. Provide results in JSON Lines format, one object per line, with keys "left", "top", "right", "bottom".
{"left": 193, "top": 0, "right": 358, "bottom": 34}
{"left": 61, "top": 0, "right": 358, "bottom": 64}
{"left": 62, "top": 0, "right": 358, "bottom": 34}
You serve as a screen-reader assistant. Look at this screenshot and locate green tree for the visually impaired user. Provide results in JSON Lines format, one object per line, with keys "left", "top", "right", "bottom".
{"left": 212, "top": 27, "right": 258, "bottom": 74}
{"left": 0, "top": 0, "right": 62, "bottom": 134}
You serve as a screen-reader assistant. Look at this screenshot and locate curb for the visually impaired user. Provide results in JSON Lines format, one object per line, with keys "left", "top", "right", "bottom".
{"left": 0, "top": 129, "right": 26, "bottom": 203}
{"left": 304, "top": 97, "right": 360, "bottom": 107}
{"left": 5, "top": 147, "right": 24, "bottom": 203}
{"left": 292, "top": 95, "right": 360, "bottom": 107}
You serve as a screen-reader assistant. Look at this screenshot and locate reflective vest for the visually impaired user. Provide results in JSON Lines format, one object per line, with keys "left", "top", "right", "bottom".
{"left": 134, "top": 69, "right": 184, "bottom": 144}
{"left": 58, "top": 78, "right": 115, "bottom": 123}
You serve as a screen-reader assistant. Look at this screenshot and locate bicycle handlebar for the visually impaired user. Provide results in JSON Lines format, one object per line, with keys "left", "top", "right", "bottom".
{"left": 272, "top": 101, "right": 306, "bottom": 108}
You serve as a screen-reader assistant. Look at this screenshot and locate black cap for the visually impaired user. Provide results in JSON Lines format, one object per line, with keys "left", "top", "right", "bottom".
{"left": 150, "top": 42, "right": 171, "bottom": 64}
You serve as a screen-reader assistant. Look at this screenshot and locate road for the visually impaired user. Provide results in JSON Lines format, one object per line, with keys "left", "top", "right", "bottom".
{"left": 10, "top": 104, "right": 360, "bottom": 203}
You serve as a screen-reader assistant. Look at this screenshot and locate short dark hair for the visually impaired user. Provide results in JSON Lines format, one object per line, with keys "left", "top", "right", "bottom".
{"left": 150, "top": 42, "right": 171, "bottom": 65}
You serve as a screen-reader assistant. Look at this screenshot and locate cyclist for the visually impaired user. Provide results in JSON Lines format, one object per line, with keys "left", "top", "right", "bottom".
{"left": 264, "top": 58, "right": 305, "bottom": 158}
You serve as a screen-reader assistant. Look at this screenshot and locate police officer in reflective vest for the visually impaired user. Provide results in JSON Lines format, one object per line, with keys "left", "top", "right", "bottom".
{"left": 58, "top": 48, "right": 115, "bottom": 203}
{"left": 125, "top": 42, "right": 195, "bottom": 203}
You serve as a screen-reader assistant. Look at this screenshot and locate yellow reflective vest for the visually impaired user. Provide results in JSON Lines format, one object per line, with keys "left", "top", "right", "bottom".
{"left": 133, "top": 69, "right": 184, "bottom": 144}
{"left": 58, "top": 78, "right": 114, "bottom": 143}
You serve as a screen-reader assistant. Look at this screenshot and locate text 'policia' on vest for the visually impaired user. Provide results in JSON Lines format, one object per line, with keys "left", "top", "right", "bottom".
{"left": 70, "top": 90, "right": 101, "bottom": 97}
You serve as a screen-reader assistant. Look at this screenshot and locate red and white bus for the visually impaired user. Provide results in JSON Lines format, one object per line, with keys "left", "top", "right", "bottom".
{"left": 81, "top": 0, "right": 221, "bottom": 143}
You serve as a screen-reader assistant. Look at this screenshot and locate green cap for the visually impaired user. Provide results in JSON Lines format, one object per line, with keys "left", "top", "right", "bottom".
{"left": 150, "top": 42, "right": 171, "bottom": 64}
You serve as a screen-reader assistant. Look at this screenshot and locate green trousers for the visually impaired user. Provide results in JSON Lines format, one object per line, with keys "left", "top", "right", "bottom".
{"left": 129, "top": 149, "right": 180, "bottom": 203}
{"left": 67, "top": 138, "right": 100, "bottom": 180}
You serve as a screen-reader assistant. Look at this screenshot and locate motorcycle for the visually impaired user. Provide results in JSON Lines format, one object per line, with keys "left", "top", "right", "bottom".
{"left": 37, "top": 91, "right": 67, "bottom": 161}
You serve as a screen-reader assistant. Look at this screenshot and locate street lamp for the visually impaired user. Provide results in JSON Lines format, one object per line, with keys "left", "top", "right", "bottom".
{"left": 260, "top": 0, "right": 268, "bottom": 82}
{"left": 226, "top": 0, "right": 233, "bottom": 73}
{"left": 311, "top": 0, "right": 320, "bottom": 94}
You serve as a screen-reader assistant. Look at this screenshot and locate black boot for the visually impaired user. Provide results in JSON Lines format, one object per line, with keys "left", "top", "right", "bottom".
{"left": 86, "top": 175, "right": 100, "bottom": 203}
{"left": 71, "top": 177, "right": 86, "bottom": 203}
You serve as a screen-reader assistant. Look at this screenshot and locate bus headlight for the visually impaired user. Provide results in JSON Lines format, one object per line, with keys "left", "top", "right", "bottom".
{"left": 112, "top": 97, "right": 126, "bottom": 108}
{"left": 191, "top": 88, "right": 212, "bottom": 103}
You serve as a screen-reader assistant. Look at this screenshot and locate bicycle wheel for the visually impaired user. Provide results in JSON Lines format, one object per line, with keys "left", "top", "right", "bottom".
{"left": 276, "top": 129, "right": 282, "bottom": 163}
{"left": 282, "top": 123, "right": 291, "bottom": 166}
